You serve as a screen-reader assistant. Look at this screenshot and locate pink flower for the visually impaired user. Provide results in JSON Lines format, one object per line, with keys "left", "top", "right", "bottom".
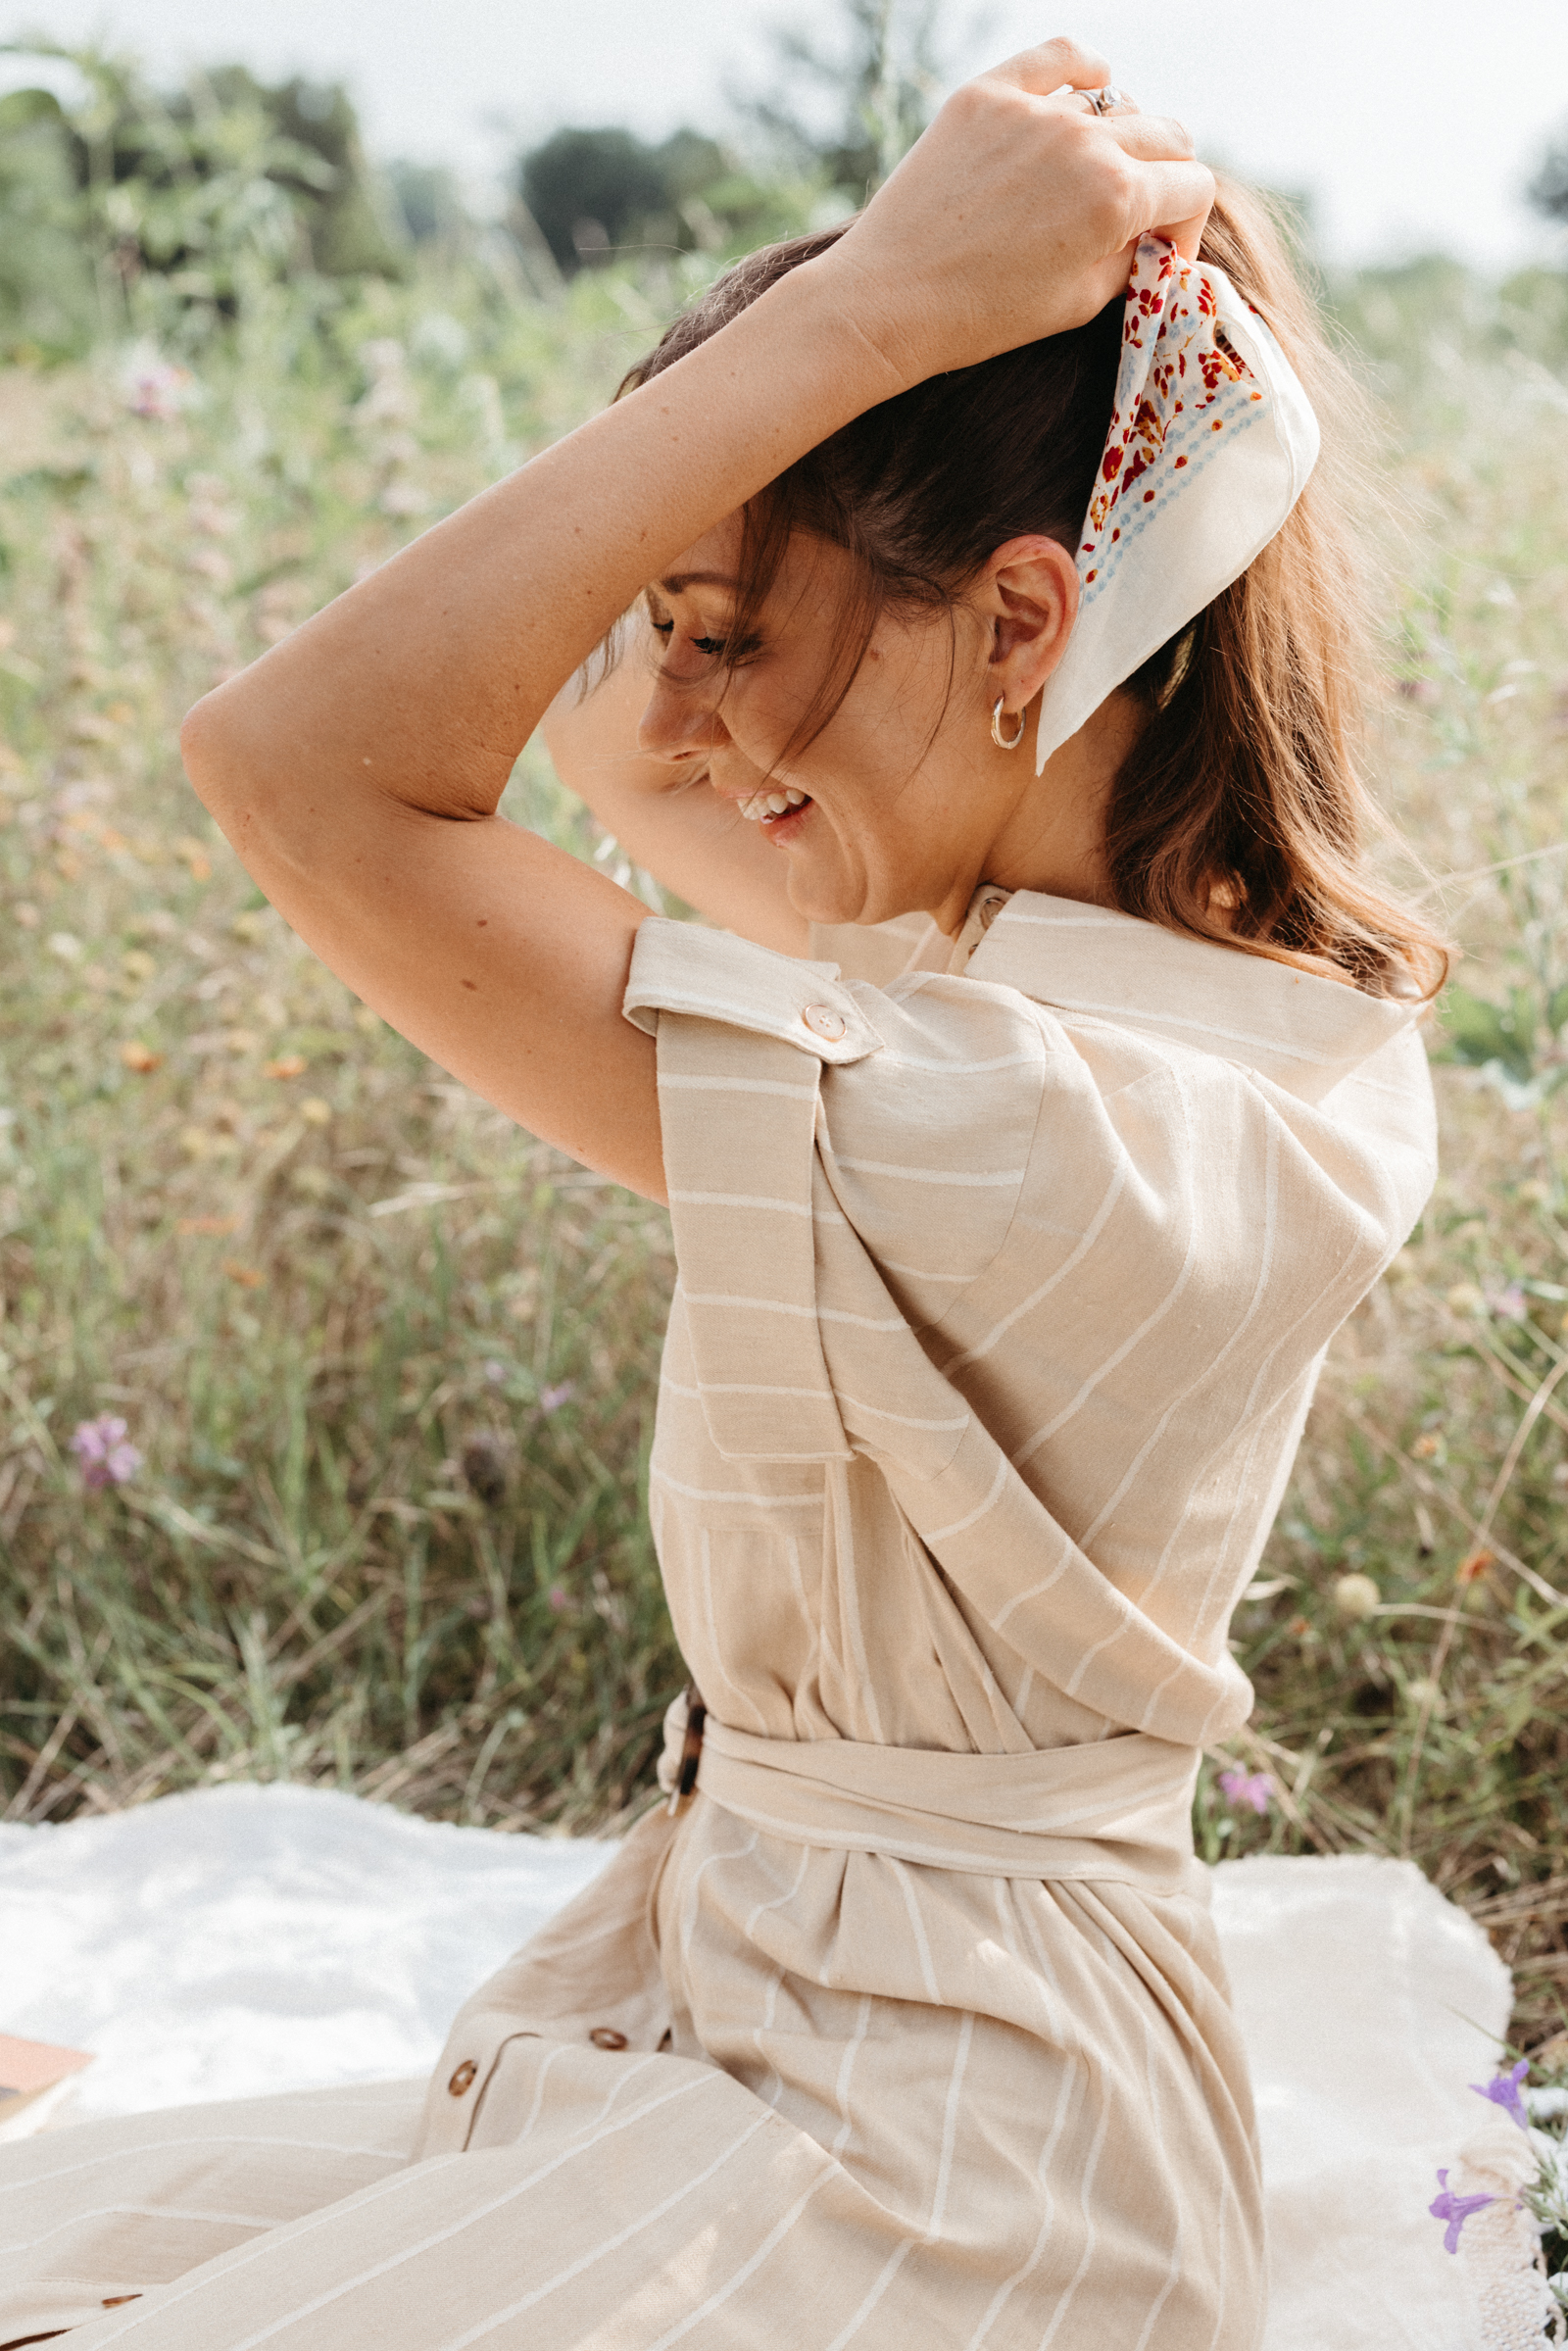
{"left": 71, "top": 1415, "right": 143, "bottom": 1489}
{"left": 538, "top": 1382, "right": 575, "bottom": 1415}
{"left": 1218, "top": 1767, "right": 1274, "bottom": 1816}
{"left": 125, "top": 360, "right": 191, "bottom": 420}
{"left": 547, "top": 1585, "right": 569, "bottom": 1613}
{"left": 1485, "top": 1282, "right": 1528, "bottom": 1323}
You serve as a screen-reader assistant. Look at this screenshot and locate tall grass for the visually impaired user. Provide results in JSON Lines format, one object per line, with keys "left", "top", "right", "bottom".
{"left": 1, "top": 245, "right": 1566, "bottom": 2051}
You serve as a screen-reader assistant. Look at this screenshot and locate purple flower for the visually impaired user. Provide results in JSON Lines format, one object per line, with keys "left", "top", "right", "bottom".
{"left": 70, "top": 1415, "right": 143, "bottom": 1490}
{"left": 1218, "top": 1768, "right": 1275, "bottom": 1816}
{"left": 547, "top": 1584, "right": 569, "bottom": 1613}
{"left": 1469, "top": 2057, "right": 1530, "bottom": 2131}
{"left": 1485, "top": 1282, "right": 1528, "bottom": 1324}
{"left": 122, "top": 354, "right": 192, "bottom": 420}
{"left": 538, "top": 1382, "right": 575, "bottom": 1415}
{"left": 1429, "top": 2169, "right": 1496, "bottom": 2254}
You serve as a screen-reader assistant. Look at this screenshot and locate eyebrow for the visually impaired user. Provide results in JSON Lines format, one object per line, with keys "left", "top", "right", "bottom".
{"left": 657, "top": 570, "right": 742, "bottom": 595}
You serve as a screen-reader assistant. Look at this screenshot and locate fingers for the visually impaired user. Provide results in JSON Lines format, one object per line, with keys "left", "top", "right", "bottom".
{"left": 987, "top": 34, "right": 1112, "bottom": 94}
{"left": 1105, "top": 112, "right": 1197, "bottom": 164}
{"left": 1125, "top": 159, "right": 1217, "bottom": 264}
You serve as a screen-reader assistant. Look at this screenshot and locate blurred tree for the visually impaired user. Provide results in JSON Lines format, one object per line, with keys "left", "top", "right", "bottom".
{"left": 1528, "top": 122, "right": 1568, "bottom": 224}
{"left": 735, "top": 0, "right": 944, "bottom": 203}
{"left": 202, "top": 69, "right": 406, "bottom": 277}
{"left": 0, "top": 39, "right": 406, "bottom": 354}
{"left": 520, "top": 126, "right": 669, "bottom": 269}
{"left": 0, "top": 86, "right": 97, "bottom": 357}
{"left": 516, "top": 123, "right": 780, "bottom": 273}
{"left": 385, "top": 158, "right": 472, "bottom": 247}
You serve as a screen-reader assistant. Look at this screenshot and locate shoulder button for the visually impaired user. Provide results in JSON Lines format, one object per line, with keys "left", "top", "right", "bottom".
{"left": 802, "top": 1004, "right": 847, "bottom": 1042}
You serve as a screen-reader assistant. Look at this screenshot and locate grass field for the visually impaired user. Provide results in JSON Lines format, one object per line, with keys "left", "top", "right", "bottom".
{"left": 2, "top": 241, "right": 1567, "bottom": 2059}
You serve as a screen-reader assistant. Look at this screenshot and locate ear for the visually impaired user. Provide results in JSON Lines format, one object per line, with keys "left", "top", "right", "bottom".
{"left": 972, "top": 536, "right": 1080, "bottom": 714}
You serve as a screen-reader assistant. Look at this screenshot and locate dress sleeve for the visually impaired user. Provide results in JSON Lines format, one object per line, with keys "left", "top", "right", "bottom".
{"left": 624, "top": 919, "right": 1045, "bottom": 1478}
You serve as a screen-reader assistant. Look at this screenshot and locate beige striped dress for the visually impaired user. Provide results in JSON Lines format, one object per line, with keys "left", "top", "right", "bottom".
{"left": 0, "top": 889, "right": 1437, "bottom": 2351}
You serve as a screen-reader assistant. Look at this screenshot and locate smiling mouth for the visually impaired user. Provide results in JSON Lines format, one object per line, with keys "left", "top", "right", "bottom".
{"left": 737, "top": 786, "right": 811, "bottom": 825}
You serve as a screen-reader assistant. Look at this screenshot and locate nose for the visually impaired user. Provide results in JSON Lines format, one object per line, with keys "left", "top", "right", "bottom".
{"left": 637, "top": 669, "right": 728, "bottom": 762}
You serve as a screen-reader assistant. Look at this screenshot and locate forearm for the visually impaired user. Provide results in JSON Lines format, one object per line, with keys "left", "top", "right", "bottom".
{"left": 181, "top": 261, "right": 894, "bottom": 843}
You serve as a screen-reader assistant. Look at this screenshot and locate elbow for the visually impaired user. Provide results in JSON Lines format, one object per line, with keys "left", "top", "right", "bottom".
{"left": 180, "top": 682, "right": 256, "bottom": 827}
{"left": 180, "top": 689, "right": 228, "bottom": 816}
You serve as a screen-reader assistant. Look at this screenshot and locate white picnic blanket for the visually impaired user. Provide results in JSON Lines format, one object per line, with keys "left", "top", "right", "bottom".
{"left": 0, "top": 1784, "right": 1515, "bottom": 2350}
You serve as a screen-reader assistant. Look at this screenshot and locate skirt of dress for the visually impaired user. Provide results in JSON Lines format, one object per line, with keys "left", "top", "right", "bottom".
{"left": 0, "top": 1807, "right": 1265, "bottom": 2351}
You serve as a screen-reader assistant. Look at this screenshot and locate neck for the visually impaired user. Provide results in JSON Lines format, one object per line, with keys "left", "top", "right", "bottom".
{"left": 936, "top": 691, "right": 1142, "bottom": 936}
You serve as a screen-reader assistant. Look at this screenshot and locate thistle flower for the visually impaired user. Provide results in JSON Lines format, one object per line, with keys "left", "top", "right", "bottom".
{"left": 1217, "top": 1768, "right": 1274, "bottom": 1816}
{"left": 71, "top": 1415, "right": 143, "bottom": 1490}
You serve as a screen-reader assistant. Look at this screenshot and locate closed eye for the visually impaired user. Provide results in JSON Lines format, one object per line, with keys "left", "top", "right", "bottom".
{"left": 648, "top": 619, "right": 754, "bottom": 662}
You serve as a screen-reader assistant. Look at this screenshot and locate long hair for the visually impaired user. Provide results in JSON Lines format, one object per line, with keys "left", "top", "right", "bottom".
{"left": 616, "top": 182, "right": 1447, "bottom": 997}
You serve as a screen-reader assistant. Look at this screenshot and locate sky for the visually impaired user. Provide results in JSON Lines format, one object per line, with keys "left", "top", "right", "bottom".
{"left": 1, "top": 0, "right": 1565, "bottom": 270}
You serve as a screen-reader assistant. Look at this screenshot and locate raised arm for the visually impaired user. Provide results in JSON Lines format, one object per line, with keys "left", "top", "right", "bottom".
{"left": 179, "top": 39, "right": 1210, "bottom": 1202}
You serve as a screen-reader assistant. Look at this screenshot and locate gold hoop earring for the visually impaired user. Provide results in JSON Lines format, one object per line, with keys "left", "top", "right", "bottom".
{"left": 990, "top": 697, "right": 1026, "bottom": 752}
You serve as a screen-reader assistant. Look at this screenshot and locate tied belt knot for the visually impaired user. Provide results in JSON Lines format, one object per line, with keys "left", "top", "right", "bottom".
{"left": 658, "top": 1685, "right": 1203, "bottom": 1893}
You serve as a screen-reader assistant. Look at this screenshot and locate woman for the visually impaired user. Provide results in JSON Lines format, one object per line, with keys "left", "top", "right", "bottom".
{"left": 0, "top": 36, "right": 1441, "bottom": 2351}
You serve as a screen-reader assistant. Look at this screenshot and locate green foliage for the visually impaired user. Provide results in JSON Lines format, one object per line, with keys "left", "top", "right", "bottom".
{"left": 0, "top": 41, "right": 405, "bottom": 359}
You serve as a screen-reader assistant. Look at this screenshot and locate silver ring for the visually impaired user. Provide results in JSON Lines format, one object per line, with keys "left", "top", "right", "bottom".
{"left": 1079, "top": 85, "right": 1130, "bottom": 118}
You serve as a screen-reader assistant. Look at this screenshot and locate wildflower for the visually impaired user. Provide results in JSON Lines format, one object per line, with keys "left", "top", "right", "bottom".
{"left": 1333, "top": 1572, "right": 1381, "bottom": 1621}
{"left": 1429, "top": 2169, "right": 1495, "bottom": 2254}
{"left": 71, "top": 1416, "right": 142, "bottom": 1490}
{"left": 547, "top": 1585, "right": 569, "bottom": 1612}
{"left": 1218, "top": 1768, "right": 1274, "bottom": 1816}
{"left": 1470, "top": 2058, "right": 1530, "bottom": 2131}
{"left": 1485, "top": 1281, "right": 1528, "bottom": 1323}
{"left": 539, "top": 1381, "right": 576, "bottom": 1415}
{"left": 122, "top": 347, "right": 193, "bottom": 420}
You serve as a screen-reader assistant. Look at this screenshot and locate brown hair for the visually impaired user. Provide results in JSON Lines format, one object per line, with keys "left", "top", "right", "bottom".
{"left": 617, "top": 181, "right": 1447, "bottom": 997}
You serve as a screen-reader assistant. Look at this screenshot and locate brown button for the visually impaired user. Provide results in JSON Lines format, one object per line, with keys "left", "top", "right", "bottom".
{"left": 447, "top": 2059, "right": 478, "bottom": 2095}
{"left": 589, "top": 2026, "right": 628, "bottom": 2051}
{"left": 802, "top": 1004, "right": 846, "bottom": 1043}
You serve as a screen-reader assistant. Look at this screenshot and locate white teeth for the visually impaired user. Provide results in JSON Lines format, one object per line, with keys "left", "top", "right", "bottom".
{"left": 738, "top": 787, "right": 811, "bottom": 821}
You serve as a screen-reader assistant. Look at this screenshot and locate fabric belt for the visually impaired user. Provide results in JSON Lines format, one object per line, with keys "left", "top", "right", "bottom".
{"left": 657, "top": 1688, "right": 1202, "bottom": 1892}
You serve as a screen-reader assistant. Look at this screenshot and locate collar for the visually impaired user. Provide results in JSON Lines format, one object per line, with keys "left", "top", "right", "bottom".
{"left": 940, "top": 889, "right": 1421, "bottom": 1104}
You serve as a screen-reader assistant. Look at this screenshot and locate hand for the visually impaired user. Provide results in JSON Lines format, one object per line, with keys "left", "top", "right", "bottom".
{"left": 814, "top": 35, "right": 1213, "bottom": 390}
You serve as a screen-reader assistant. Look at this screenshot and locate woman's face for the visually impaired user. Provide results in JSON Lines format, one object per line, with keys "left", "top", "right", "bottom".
{"left": 636, "top": 515, "right": 1103, "bottom": 935}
